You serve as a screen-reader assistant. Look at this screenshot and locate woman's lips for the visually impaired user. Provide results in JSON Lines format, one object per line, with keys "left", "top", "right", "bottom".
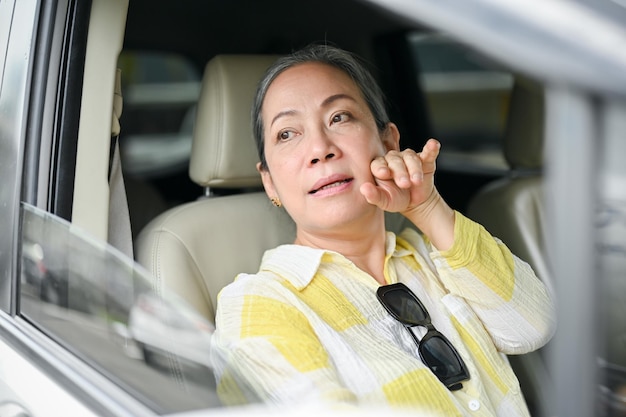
{"left": 309, "top": 175, "right": 354, "bottom": 194}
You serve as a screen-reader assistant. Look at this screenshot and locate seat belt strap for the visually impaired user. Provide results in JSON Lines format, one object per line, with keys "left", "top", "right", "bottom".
{"left": 107, "top": 68, "right": 134, "bottom": 259}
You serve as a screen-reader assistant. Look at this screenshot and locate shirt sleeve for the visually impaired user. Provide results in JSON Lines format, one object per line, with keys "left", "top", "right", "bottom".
{"left": 404, "top": 211, "right": 556, "bottom": 355}
{"left": 209, "top": 273, "right": 357, "bottom": 406}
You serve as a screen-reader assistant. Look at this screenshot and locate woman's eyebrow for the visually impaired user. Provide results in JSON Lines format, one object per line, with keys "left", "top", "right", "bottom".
{"left": 269, "top": 94, "right": 357, "bottom": 127}
{"left": 321, "top": 93, "right": 357, "bottom": 108}
{"left": 270, "top": 109, "right": 297, "bottom": 128}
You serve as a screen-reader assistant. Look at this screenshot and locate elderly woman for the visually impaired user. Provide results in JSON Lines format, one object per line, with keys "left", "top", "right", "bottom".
{"left": 209, "top": 44, "right": 555, "bottom": 416}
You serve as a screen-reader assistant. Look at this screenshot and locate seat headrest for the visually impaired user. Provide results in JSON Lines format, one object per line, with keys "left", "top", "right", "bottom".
{"left": 189, "top": 55, "right": 280, "bottom": 188}
{"left": 503, "top": 76, "right": 545, "bottom": 171}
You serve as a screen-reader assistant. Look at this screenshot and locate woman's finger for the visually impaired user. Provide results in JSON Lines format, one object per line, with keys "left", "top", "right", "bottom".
{"left": 419, "top": 139, "right": 441, "bottom": 175}
{"left": 370, "top": 155, "right": 393, "bottom": 180}
{"left": 400, "top": 149, "right": 424, "bottom": 184}
{"left": 384, "top": 150, "right": 413, "bottom": 188}
{"left": 360, "top": 181, "right": 390, "bottom": 208}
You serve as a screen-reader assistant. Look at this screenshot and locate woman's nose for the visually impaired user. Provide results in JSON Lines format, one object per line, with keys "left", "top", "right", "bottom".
{"left": 309, "top": 128, "right": 339, "bottom": 165}
{"left": 311, "top": 153, "right": 335, "bottom": 164}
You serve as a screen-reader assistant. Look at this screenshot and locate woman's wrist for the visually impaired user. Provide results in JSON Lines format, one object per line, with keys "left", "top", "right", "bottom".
{"left": 402, "top": 189, "right": 455, "bottom": 251}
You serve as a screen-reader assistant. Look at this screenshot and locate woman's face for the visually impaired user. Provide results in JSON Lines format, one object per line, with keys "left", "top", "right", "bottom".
{"left": 258, "top": 62, "right": 399, "bottom": 234}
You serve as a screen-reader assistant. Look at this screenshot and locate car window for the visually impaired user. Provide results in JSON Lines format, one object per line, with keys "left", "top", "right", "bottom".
{"left": 19, "top": 203, "right": 221, "bottom": 414}
{"left": 408, "top": 33, "right": 512, "bottom": 175}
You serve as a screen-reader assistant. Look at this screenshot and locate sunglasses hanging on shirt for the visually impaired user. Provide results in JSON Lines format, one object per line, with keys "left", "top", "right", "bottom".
{"left": 377, "top": 282, "right": 470, "bottom": 391}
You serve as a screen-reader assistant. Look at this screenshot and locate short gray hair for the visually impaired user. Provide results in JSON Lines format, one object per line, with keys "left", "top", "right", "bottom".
{"left": 252, "top": 44, "right": 390, "bottom": 170}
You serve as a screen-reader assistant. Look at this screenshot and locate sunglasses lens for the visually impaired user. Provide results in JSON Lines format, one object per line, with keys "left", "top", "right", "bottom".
{"left": 383, "top": 290, "right": 427, "bottom": 324}
{"left": 420, "top": 335, "right": 464, "bottom": 379}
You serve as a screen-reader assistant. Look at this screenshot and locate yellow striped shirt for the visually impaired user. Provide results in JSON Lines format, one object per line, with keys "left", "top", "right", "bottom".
{"left": 210, "top": 212, "right": 556, "bottom": 416}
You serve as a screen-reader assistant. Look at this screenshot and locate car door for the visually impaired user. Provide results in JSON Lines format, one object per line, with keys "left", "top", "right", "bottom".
{"left": 0, "top": 0, "right": 223, "bottom": 415}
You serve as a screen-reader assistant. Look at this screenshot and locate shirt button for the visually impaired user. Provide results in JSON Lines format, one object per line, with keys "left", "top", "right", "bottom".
{"left": 468, "top": 399, "right": 480, "bottom": 411}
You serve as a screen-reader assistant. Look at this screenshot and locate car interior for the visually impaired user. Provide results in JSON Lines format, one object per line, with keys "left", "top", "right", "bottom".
{"left": 116, "top": 0, "right": 509, "bottom": 237}
{"left": 131, "top": 51, "right": 551, "bottom": 415}
{"left": 134, "top": 55, "right": 297, "bottom": 322}
{"left": 19, "top": 0, "right": 626, "bottom": 414}
{"left": 467, "top": 76, "right": 551, "bottom": 294}
{"left": 59, "top": 0, "right": 549, "bottom": 413}
{"left": 119, "top": 2, "right": 553, "bottom": 414}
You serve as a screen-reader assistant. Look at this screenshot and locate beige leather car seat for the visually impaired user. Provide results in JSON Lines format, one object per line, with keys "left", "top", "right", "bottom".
{"left": 135, "top": 55, "right": 295, "bottom": 323}
{"left": 467, "top": 76, "right": 553, "bottom": 416}
{"left": 467, "top": 76, "right": 551, "bottom": 292}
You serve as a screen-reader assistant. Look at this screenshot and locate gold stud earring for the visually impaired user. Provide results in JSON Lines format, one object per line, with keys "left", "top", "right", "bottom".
{"left": 270, "top": 197, "right": 282, "bottom": 208}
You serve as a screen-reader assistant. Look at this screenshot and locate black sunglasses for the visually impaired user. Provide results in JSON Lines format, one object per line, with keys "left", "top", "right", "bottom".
{"left": 377, "top": 283, "right": 470, "bottom": 391}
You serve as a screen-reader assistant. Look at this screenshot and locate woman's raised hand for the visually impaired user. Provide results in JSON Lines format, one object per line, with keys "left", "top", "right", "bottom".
{"left": 360, "top": 138, "right": 440, "bottom": 215}
{"left": 361, "top": 138, "right": 455, "bottom": 250}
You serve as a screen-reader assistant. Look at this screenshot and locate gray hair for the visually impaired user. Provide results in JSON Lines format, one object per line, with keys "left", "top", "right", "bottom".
{"left": 252, "top": 44, "right": 390, "bottom": 170}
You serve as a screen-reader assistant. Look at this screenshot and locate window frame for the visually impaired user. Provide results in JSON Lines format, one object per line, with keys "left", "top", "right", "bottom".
{"left": 0, "top": 0, "right": 39, "bottom": 314}
{"left": 0, "top": 0, "right": 163, "bottom": 415}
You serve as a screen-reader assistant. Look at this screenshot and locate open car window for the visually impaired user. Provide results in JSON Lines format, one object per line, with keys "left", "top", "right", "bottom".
{"left": 19, "top": 203, "right": 221, "bottom": 414}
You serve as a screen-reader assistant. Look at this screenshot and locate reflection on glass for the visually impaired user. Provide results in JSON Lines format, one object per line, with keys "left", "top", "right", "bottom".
{"left": 19, "top": 203, "right": 220, "bottom": 413}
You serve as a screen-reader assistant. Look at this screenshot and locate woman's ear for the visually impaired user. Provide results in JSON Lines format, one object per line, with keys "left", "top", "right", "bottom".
{"left": 257, "top": 161, "right": 278, "bottom": 200}
{"left": 382, "top": 122, "right": 401, "bottom": 152}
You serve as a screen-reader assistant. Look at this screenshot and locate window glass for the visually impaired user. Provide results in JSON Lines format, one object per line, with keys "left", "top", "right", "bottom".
{"left": 19, "top": 204, "right": 221, "bottom": 413}
{"left": 116, "top": 52, "right": 200, "bottom": 179}
{"left": 408, "top": 33, "right": 512, "bottom": 174}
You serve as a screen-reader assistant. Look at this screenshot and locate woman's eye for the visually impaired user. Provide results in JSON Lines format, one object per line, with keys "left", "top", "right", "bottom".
{"left": 331, "top": 112, "right": 350, "bottom": 124}
{"left": 278, "top": 130, "right": 293, "bottom": 141}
